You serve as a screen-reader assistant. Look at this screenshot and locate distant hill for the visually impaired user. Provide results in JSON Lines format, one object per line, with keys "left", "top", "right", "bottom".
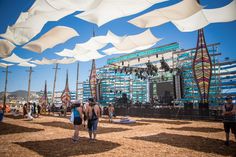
{"left": 0, "top": 90, "right": 28, "bottom": 100}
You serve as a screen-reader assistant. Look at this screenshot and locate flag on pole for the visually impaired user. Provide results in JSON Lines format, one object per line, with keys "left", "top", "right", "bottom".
{"left": 89, "top": 59, "right": 97, "bottom": 101}
{"left": 40, "top": 80, "right": 48, "bottom": 108}
{"left": 61, "top": 70, "right": 71, "bottom": 106}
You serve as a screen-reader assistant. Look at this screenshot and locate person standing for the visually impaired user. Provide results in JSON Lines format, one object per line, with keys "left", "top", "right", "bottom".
{"left": 108, "top": 104, "right": 115, "bottom": 123}
{"left": 23, "top": 103, "right": 27, "bottom": 118}
{"left": 37, "top": 104, "right": 41, "bottom": 117}
{"left": 71, "top": 102, "right": 83, "bottom": 143}
{"left": 87, "top": 100, "right": 101, "bottom": 142}
{"left": 0, "top": 105, "right": 4, "bottom": 122}
{"left": 222, "top": 96, "right": 236, "bottom": 146}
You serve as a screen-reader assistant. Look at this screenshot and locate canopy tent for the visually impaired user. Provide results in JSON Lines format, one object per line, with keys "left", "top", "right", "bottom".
{"left": 2, "top": 53, "right": 31, "bottom": 63}
{"left": 75, "top": 0, "right": 167, "bottom": 26}
{"left": 0, "top": 62, "right": 13, "bottom": 68}
{"left": 0, "top": 39, "right": 15, "bottom": 58}
{"left": 0, "top": 0, "right": 98, "bottom": 45}
{"left": 23, "top": 26, "right": 79, "bottom": 53}
{"left": 129, "top": 0, "right": 236, "bottom": 32}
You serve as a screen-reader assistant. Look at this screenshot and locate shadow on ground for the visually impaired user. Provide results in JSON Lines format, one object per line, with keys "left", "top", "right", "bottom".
{"left": 137, "top": 119, "right": 192, "bottom": 125}
{"left": 131, "top": 133, "right": 236, "bottom": 156}
{"left": 15, "top": 137, "right": 120, "bottom": 157}
{"left": 99, "top": 119, "right": 149, "bottom": 127}
{"left": 36, "top": 121, "right": 130, "bottom": 134}
{"left": 4, "top": 114, "right": 23, "bottom": 119}
{"left": 0, "top": 123, "right": 44, "bottom": 135}
{"left": 167, "top": 127, "right": 224, "bottom": 133}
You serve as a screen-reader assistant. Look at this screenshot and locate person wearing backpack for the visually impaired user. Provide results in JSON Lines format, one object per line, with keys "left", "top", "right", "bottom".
{"left": 87, "top": 101, "right": 101, "bottom": 142}
{"left": 222, "top": 96, "right": 236, "bottom": 146}
{"left": 71, "top": 102, "right": 83, "bottom": 143}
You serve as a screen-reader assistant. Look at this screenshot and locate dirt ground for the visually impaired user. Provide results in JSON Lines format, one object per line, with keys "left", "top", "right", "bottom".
{"left": 0, "top": 113, "right": 236, "bottom": 157}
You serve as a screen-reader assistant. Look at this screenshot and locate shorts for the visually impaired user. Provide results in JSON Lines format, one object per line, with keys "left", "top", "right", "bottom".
{"left": 88, "top": 119, "right": 98, "bottom": 132}
{"left": 109, "top": 112, "right": 113, "bottom": 118}
{"left": 74, "top": 117, "right": 82, "bottom": 125}
{"left": 223, "top": 122, "right": 236, "bottom": 134}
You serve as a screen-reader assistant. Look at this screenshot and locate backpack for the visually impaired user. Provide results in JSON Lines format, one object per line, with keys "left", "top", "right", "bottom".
{"left": 91, "top": 108, "right": 98, "bottom": 121}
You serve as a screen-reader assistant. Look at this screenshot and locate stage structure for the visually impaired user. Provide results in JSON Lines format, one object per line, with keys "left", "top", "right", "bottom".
{"left": 89, "top": 59, "right": 97, "bottom": 101}
{"left": 61, "top": 70, "right": 71, "bottom": 106}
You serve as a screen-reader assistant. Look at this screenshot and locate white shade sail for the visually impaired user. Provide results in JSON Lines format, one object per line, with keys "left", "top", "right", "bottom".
{"left": 129, "top": 0, "right": 202, "bottom": 28}
{"left": 0, "top": 0, "right": 98, "bottom": 45}
{"left": 0, "top": 39, "right": 16, "bottom": 58}
{"left": 18, "top": 62, "right": 36, "bottom": 67}
{"left": 104, "top": 43, "right": 156, "bottom": 55}
{"left": 23, "top": 26, "right": 79, "bottom": 53}
{"left": 75, "top": 0, "right": 167, "bottom": 26}
{"left": 56, "top": 49, "right": 76, "bottom": 57}
{"left": 2, "top": 53, "right": 31, "bottom": 63}
{"left": 74, "top": 50, "right": 105, "bottom": 62}
{"left": 31, "top": 57, "right": 57, "bottom": 65}
{"left": 0, "top": 62, "right": 14, "bottom": 68}
{"left": 172, "top": 0, "right": 236, "bottom": 32}
{"left": 56, "top": 57, "right": 77, "bottom": 64}
{"left": 129, "top": 0, "right": 236, "bottom": 32}
{"left": 112, "top": 29, "right": 161, "bottom": 51}
{"left": 31, "top": 57, "right": 76, "bottom": 65}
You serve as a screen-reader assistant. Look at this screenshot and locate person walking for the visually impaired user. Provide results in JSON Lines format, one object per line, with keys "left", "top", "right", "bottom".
{"left": 108, "top": 104, "right": 115, "bottom": 123}
{"left": 222, "top": 96, "right": 236, "bottom": 146}
{"left": 87, "top": 99, "right": 101, "bottom": 142}
{"left": 71, "top": 102, "right": 83, "bottom": 143}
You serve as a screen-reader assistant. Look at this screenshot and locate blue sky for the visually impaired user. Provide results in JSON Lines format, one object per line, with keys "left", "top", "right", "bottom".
{"left": 0, "top": 0, "right": 236, "bottom": 92}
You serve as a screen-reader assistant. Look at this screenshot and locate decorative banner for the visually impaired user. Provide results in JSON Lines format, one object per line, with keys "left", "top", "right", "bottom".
{"left": 61, "top": 71, "right": 71, "bottom": 106}
{"left": 192, "top": 29, "right": 212, "bottom": 104}
{"left": 89, "top": 59, "right": 97, "bottom": 101}
{"left": 40, "top": 81, "right": 48, "bottom": 110}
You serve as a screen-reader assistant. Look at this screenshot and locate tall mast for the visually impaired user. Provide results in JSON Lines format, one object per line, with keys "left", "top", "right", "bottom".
{"left": 76, "top": 62, "right": 79, "bottom": 100}
{"left": 52, "top": 63, "right": 59, "bottom": 104}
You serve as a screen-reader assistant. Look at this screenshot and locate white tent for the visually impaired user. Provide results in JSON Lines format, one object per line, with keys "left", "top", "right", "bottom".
{"left": 75, "top": 0, "right": 167, "bottom": 26}
{"left": 172, "top": 0, "right": 236, "bottom": 32}
{"left": 129, "top": 0, "right": 202, "bottom": 28}
{"left": 0, "top": 0, "right": 98, "bottom": 45}
{"left": 0, "top": 62, "right": 14, "bottom": 68}
{"left": 56, "top": 57, "right": 77, "bottom": 64}
{"left": 2, "top": 53, "right": 31, "bottom": 63}
{"left": 129, "top": 0, "right": 236, "bottom": 32}
{"left": 23, "top": 26, "right": 79, "bottom": 53}
{"left": 0, "top": 39, "right": 15, "bottom": 58}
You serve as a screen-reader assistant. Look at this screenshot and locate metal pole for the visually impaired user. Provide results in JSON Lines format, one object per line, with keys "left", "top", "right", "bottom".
{"left": 76, "top": 62, "right": 79, "bottom": 100}
{"left": 52, "top": 63, "right": 59, "bottom": 104}
{"left": 3, "top": 66, "right": 9, "bottom": 110}
{"left": 27, "top": 67, "right": 33, "bottom": 104}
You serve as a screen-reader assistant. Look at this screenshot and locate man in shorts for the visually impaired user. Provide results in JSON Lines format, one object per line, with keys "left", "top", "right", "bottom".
{"left": 87, "top": 100, "right": 101, "bottom": 142}
{"left": 108, "top": 104, "right": 115, "bottom": 123}
{"left": 222, "top": 96, "right": 236, "bottom": 146}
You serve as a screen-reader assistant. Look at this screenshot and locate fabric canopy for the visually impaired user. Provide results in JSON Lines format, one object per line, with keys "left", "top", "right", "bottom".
{"left": 2, "top": 53, "right": 31, "bottom": 63}
{"left": 23, "top": 26, "right": 79, "bottom": 53}
{"left": 104, "top": 43, "right": 156, "bottom": 55}
{"left": 112, "top": 29, "right": 161, "bottom": 51}
{"left": 75, "top": 0, "right": 167, "bottom": 26}
{"left": 129, "top": 0, "right": 202, "bottom": 28}
{"left": 31, "top": 57, "right": 76, "bottom": 65}
{"left": 0, "top": 62, "right": 14, "bottom": 68}
{"left": 0, "top": 0, "right": 98, "bottom": 45}
{"left": 0, "top": 39, "right": 15, "bottom": 58}
{"left": 18, "top": 62, "right": 36, "bottom": 67}
{"left": 172, "top": 0, "right": 236, "bottom": 32}
{"left": 129, "top": 0, "right": 236, "bottom": 32}
{"left": 73, "top": 49, "right": 105, "bottom": 62}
